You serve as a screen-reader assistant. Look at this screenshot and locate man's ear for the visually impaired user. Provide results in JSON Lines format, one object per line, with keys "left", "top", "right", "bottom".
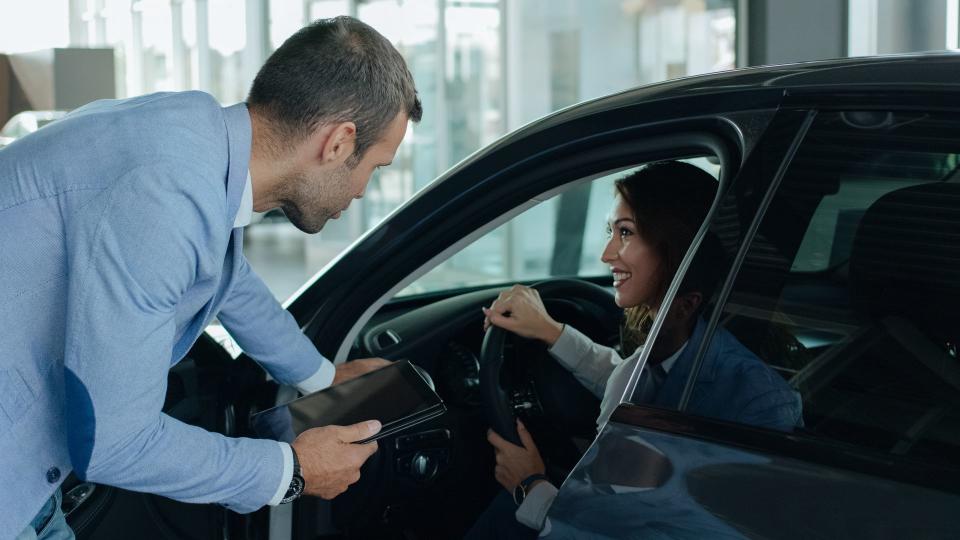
{"left": 669, "top": 291, "right": 703, "bottom": 323}
{"left": 680, "top": 291, "right": 703, "bottom": 319}
{"left": 319, "top": 121, "right": 357, "bottom": 164}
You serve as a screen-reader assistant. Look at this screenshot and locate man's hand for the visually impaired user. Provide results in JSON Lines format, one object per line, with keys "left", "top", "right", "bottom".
{"left": 487, "top": 420, "right": 546, "bottom": 493}
{"left": 482, "top": 285, "right": 564, "bottom": 346}
{"left": 333, "top": 357, "right": 391, "bottom": 386}
{"left": 291, "top": 421, "right": 381, "bottom": 499}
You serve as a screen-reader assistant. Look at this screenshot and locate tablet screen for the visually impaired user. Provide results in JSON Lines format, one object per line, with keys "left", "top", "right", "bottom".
{"left": 251, "top": 360, "right": 443, "bottom": 443}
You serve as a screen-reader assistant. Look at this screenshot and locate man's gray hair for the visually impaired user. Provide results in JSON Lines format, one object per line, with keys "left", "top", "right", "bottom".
{"left": 248, "top": 16, "right": 422, "bottom": 164}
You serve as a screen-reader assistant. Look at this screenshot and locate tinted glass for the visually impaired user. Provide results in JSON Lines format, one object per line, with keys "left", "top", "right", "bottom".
{"left": 623, "top": 111, "right": 812, "bottom": 431}
{"left": 717, "top": 110, "right": 960, "bottom": 467}
{"left": 397, "top": 157, "right": 719, "bottom": 296}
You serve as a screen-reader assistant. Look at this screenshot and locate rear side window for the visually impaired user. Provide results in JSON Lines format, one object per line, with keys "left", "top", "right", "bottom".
{"left": 717, "top": 110, "right": 960, "bottom": 468}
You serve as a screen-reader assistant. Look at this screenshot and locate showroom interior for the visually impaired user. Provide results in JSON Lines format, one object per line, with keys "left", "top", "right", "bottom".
{"left": 0, "top": 0, "right": 954, "bottom": 303}
{"left": 5, "top": 1, "right": 960, "bottom": 539}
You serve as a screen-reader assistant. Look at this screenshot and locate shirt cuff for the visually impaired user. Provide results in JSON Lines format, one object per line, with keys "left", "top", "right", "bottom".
{"left": 547, "top": 324, "right": 585, "bottom": 370}
{"left": 515, "top": 481, "right": 559, "bottom": 531}
{"left": 268, "top": 442, "right": 294, "bottom": 506}
{"left": 294, "top": 360, "right": 336, "bottom": 395}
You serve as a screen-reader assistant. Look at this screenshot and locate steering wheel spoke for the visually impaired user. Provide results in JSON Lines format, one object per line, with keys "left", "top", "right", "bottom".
{"left": 480, "top": 278, "right": 619, "bottom": 459}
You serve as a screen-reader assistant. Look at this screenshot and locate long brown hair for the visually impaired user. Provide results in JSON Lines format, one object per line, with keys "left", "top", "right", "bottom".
{"left": 614, "top": 161, "right": 717, "bottom": 354}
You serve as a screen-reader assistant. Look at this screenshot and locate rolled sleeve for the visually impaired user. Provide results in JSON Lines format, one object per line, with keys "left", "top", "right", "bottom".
{"left": 217, "top": 255, "right": 328, "bottom": 386}
{"left": 268, "top": 442, "right": 295, "bottom": 506}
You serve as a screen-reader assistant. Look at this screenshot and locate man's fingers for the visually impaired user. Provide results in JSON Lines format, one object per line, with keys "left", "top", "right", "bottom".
{"left": 338, "top": 420, "right": 382, "bottom": 443}
{"left": 487, "top": 428, "right": 521, "bottom": 452}
{"left": 487, "top": 428, "right": 507, "bottom": 448}
{"left": 359, "top": 439, "right": 379, "bottom": 459}
{"left": 358, "top": 357, "right": 392, "bottom": 371}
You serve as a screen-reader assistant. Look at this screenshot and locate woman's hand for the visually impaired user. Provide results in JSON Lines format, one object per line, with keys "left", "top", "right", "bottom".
{"left": 487, "top": 420, "right": 547, "bottom": 493}
{"left": 482, "top": 285, "right": 564, "bottom": 346}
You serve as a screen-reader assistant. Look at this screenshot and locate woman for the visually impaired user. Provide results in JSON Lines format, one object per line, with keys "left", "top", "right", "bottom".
{"left": 467, "top": 161, "right": 802, "bottom": 539}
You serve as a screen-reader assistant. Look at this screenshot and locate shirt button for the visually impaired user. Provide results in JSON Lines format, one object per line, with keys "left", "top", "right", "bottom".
{"left": 46, "top": 467, "right": 61, "bottom": 484}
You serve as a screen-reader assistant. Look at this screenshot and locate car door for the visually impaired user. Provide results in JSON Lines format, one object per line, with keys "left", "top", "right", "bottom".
{"left": 268, "top": 89, "right": 789, "bottom": 537}
{"left": 545, "top": 99, "right": 960, "bottom": 538}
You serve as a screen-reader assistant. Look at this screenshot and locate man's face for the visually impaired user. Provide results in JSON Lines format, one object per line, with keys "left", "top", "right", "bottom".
{"left": 279, "top": 113, "right": 408, "bottom": 234}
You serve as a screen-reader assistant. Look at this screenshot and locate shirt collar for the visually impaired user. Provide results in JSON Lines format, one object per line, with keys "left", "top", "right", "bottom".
{"left": 233, "top": 171, "right": 254, "bottom": 228}
{"left": 222, "top": 102, "right": 252, "bottom": 229}
{"left": 658, "top": 341, "right": 688, "bottom": 374}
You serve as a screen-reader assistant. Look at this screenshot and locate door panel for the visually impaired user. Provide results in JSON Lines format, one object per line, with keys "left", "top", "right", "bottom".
{"left": 546, "top": 412, "right": 960, "bottom": 539}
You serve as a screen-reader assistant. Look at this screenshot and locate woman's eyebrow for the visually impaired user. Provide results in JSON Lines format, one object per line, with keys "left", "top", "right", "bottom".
{"left": 611, "top": 218, "right": 636, "bottom": 226}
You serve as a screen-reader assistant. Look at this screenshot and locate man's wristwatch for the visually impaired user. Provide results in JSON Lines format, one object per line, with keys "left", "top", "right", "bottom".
{"left": 513, "top": 473, "right": 548, "bottom": 506}
{"left": 280, "top": 446, "right": 305, "bottom": 504}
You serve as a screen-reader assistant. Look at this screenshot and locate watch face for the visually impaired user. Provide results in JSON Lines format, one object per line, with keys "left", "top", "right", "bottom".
{"left": 513, "top": 485, "right": 525, "bottom": 506}
{"left": 282, "top": 475, "right": 305, "bottom": 504}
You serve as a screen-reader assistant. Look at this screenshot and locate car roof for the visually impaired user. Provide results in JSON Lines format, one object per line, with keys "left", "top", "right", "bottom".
{"left": 618, "top": 52, "right": 960, "bottom": 97}
{"left": 429, "top": 53, "right": 960, "bottom": 184}
{"left": 547, "top": 52, "right": 960, "bottom": 124}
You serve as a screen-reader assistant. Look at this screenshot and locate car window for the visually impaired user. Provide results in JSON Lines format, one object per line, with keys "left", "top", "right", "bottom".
{"left": 708, "top": 110, "right": 960, "bottom": 467}
{"left": 397, "top": 157, "right": 719, "bottom": 296}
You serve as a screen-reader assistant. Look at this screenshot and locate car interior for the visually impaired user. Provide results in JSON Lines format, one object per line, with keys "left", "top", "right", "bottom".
{"left": 283, "top": 157, "right": 725, "bottom": 539}
{"left": 718, "top": 110, "right": 960, "bottom": 468}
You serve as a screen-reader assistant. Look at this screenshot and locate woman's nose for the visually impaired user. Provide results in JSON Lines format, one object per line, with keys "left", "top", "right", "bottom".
{"left": 600, "top": 238, "right": 617, "bottom": 262}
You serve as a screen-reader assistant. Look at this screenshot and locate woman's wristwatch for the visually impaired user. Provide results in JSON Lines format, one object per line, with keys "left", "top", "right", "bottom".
{"left": 280, "top": 446, "right": 305, "bottom": 504}
{"left": 513, "top": 473, "right": 549, "bottom": 506}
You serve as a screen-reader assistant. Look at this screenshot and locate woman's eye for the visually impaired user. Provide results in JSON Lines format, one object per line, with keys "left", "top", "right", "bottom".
{"left": 619, "top": 227, "right": 633, "bottom": 238}
{"left": 604, "top": 225, "right": 613, "bottom": 238}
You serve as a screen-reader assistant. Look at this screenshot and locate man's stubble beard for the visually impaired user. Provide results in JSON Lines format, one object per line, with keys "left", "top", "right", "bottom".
{"left": 277, "top": 165, "right": 350, "bottom": 234}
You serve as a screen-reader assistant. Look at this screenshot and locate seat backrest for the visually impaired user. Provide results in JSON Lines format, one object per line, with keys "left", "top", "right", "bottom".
{"left": 849, "top": 182, "right": 960, "bottom": 348}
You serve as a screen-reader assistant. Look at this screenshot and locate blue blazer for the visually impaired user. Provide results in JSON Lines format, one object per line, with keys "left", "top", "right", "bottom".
{"left": 0, "top": 92, "right": 327, "bottom": 533}
{"left": 652, "top": 319, "right": 803, "bottom": 432}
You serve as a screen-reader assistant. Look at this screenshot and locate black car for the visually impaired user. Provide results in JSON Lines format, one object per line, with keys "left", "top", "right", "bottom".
{"left": 65, "top": 53, "right": 960, "bottom": 539}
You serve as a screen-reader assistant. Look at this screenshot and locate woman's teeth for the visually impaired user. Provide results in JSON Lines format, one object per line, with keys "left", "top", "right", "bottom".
{"left": 613, "top": 272, "right": 631, "bottom": 287}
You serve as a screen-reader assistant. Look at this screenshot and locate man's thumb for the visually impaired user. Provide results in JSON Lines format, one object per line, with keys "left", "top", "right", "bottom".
{"left": 340, "top": 420, "right": 382, "bottom": 442}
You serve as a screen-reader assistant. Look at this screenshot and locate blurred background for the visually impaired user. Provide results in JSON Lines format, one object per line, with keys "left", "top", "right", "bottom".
{"left": 1, "top": 0, "right": 958, "bottom": 301}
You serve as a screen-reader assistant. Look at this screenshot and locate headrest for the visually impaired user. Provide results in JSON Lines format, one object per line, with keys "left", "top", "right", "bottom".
{"left": 849, "top": 182, "right": 960, "bottom": 342}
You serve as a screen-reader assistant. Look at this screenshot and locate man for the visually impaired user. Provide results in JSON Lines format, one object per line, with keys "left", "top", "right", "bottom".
{"left": 1, "top": 16, "right": 422, "bottom": 538}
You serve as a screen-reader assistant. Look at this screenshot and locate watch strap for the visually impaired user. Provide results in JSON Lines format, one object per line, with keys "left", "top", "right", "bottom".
{"left": 280, "top": 445, "right": 305, "bottom": 504}
{"left": 513, "top": 473, "right": 548, "bottom": 505}
{"left": 291, "top": 445, "right": 301, "bottom": 477}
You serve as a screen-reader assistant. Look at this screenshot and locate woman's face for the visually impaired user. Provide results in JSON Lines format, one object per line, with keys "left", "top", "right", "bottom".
{"left": 602, "top": 195, "right": 662, "bottom": 309}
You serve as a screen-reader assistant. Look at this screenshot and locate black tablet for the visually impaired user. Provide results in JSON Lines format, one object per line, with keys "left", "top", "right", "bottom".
{"left": 250, "top": 360, "right": 445, "bottom": 444}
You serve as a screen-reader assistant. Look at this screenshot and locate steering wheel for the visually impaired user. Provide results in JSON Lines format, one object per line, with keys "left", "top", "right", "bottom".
{"left": 479, "top": 279, "right": 621, "bottom": 450}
